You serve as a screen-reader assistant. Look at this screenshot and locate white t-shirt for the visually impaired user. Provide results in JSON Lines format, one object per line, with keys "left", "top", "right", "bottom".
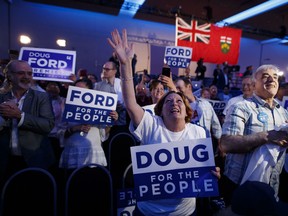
{"left": 130, "top": 112, "right": 206, "bottom": 216}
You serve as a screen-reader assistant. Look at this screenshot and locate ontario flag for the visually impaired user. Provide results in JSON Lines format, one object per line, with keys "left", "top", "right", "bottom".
{"left": 176, "top": 17, "right": 242, "bottom": 64}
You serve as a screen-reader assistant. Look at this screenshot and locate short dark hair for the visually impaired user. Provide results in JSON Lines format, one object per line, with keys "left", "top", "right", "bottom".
{"left": 175, "top": 77, "right": 192, "bottom": 87}
{"left": 74, "top": 78, "right": 93, "bottom": 89}
{"left": 105, "top": 61, "right": 117, "bottom": 70}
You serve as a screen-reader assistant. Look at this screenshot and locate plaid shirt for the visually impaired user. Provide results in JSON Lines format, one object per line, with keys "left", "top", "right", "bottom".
{"left": 222, "top": 94, "right": 288, "bottom": 185}
{"left": 190, "top": 97, "right": 222, "bottom": 139}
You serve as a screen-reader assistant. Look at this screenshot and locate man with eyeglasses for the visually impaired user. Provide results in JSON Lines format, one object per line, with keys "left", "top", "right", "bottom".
{"left": 95, "top": 61, "right": 126, "bottom": 126}
{"left": 94, "top": 61, "right": 129, "bottom": 177}
{"left": 0, "top": 60, "right": 55, "bottom": 192}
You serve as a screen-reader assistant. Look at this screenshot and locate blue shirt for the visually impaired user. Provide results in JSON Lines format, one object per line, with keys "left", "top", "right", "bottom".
{"left": 222, "top": 94, "right": 288, "bottom": 185}
{"left": 190, "top": 97, "right": 222, "bottom": 139}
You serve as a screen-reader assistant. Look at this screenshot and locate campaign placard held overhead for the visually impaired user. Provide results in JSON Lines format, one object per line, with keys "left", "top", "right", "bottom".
{"left": 164, "top": 46, "right": 192, "bottom": 68}
{"left": 19, "top": 47, "right": 76, "bottom": 83}
{"left": 63, "top": 86, "right": 118, "bottom": 125}
{"left": 130, "top": 138, "right": 219, "bottom": 201}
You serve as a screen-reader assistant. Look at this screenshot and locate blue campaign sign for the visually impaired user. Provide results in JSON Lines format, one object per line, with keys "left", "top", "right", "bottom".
{"left": 164, "top": 46, "right": 192, "bottom": 68}
{"left": 283, "top": 96, "right": 288, "bottom": 109}
{"left": 117, "top": 188, "right": 136, "bottom": 216}
{"left": 19, "top": 47, "right": 76, "bottom": 83}
{"left": 208, "top": 99, "right": 227, "bottom": 116}
{"left": 62, "top": 86, "right": 118, "bottom": 125}
{"left": 130, "top": 138, "right": 219, "bottom": 201}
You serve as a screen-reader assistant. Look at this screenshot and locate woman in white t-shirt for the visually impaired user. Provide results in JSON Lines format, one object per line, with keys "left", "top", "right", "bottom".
{"left": 107, "top": 29, "right": 219, "bottom": 216}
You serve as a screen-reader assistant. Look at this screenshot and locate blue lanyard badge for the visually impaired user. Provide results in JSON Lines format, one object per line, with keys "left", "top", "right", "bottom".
{"left": 257, "top": 111, "right": 268, "bottom": 124}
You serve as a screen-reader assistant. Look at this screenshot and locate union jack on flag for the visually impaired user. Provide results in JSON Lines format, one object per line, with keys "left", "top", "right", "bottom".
{"left": 176, "top": 17, "right": 211, "bottom": 44}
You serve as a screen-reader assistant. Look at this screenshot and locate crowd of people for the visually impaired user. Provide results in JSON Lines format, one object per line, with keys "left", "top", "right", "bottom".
{"left": 0, "top": 28, "right": 288, "bottom": 216}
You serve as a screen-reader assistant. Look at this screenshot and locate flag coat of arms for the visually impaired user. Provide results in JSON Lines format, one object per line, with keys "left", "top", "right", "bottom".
{"left": 176, "top": 17, "right": 242, "bottom": 64}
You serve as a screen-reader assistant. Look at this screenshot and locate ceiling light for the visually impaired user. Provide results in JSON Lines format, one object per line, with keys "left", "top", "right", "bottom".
{"left": 19, "top": 35, "right": 31, "bottom": 44}
{"left": 260, "top": 36, "right": 288, "bottom": 44}
{"left": 260, "top": 38, "right": 281, "bottom": 44}
{"left": 119, "top": 0, "right": 146, "bottom": 17}
{"left": 279, "top": 36, "right": 288, "bottom": 44}
{"left": 217, "top": 0, "right": 288, "bottom": 26}
{"left": 280, "top": 39, "right": 288, "bottom": 43}
{"left": 278, "top": 71, "right": 284, "bottom": 76}
{"left": 56, "top": 39, "right": 66, "bottom": 47}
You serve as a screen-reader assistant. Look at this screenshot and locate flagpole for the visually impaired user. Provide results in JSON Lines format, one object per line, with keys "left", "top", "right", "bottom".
{"left": 175, "top": 14, "right": 179, "bottom": 46}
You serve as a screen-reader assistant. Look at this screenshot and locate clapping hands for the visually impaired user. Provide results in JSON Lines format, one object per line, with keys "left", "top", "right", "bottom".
{"left": 0, "top": 99, "right": 21, "bottom": 120}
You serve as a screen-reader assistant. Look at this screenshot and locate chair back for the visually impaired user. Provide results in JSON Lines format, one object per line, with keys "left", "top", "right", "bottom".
{"left": 108, "top": 132, "right": 138, "bottom": 189}
{"left": 117, "top": 163, "right": 136, "bottom": 216}
{"left": 0, "top": 167, "right": 57, "bottom": 216}
{"left": 122, "top": 163, "right": 134, "bottom": 189}
{"left": 65, "top": 164, "right": 113, "bottom": 216}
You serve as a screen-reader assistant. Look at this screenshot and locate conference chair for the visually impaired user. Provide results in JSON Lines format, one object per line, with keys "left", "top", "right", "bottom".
{"left": 65, "top": 164, "right": 113, "bottom": 216}
{"left": 122, "top": 163, "right": 134, "bottom": 189}
{"left": 117, "top": 163, "right": 136, "bottom": 216}
{"left": 0, "top": 167, "right": 57, "bottom": 216}
{"left": 108, "top": 132, "right": 138, "bottom": 189}
{"left": 108, "top": 132, "right": 138, "bottom": 215}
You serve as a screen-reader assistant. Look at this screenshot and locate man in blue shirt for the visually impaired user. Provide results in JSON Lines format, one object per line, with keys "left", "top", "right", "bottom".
{"left": 220, "top": 64, "right": 288, "bottom": 205}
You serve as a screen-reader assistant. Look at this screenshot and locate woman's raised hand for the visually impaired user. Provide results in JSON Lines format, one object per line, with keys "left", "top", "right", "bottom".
{"left": 107, "top": 29, "right": 134, "bottom": 65}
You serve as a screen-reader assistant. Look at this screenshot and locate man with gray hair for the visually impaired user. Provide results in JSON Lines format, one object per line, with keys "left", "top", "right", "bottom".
{"left": 220, "top": 64, "right": 288, "bottom": 206}
{"left": 0, "top": 60, "right": 55, "bottom": 192}
{"left": 222, "top": 75, "right": 254, "bottom": 116}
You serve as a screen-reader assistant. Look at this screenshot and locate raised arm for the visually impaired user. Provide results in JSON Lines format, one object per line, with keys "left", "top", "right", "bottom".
{"left": 107, "top": 29, "right": 144, "bottom": 127}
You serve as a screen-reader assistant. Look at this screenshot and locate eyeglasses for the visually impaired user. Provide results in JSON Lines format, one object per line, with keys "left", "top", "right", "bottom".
{"left": 102, "top": 68, "right": 115, "bottom": 71}
{"left": 12, "top": 71, "right": 33, "bottom": 76}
